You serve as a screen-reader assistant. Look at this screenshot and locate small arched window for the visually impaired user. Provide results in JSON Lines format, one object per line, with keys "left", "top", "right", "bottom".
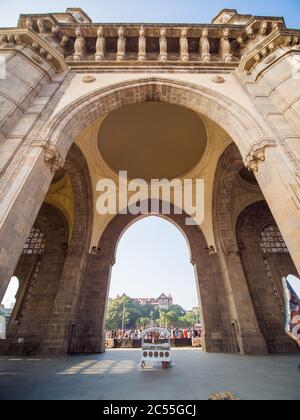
{"left": 1, "top": 276, "right": 19, "bottom": 314}
{"left": 259, "top": 225, "right": 288, "bottom": 254}
{"left": 22, "top": 227, "right": 45, "bottom": 255}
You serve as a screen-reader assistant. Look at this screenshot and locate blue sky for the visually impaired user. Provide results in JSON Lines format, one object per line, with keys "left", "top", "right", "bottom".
{"left": 0, "top": 0, "right": 300, "bottom": 28}
{"left": 110, "top": 217, "right": 198, "bottom": 309}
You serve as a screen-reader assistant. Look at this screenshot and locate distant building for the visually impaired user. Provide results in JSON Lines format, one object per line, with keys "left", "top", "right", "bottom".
{"left": 136, "top": 293, "right": 173, "bottom": 310}
{"left": 118, "top": 293, "right": 173, "bottom": 310}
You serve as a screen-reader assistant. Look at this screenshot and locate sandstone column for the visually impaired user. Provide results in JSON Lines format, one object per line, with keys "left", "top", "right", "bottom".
{"left": 69, "top": 252, "right": 111, "bottom": 354}
{"left": 252, "top": 146, "right": 300, "bottom": 276}
{"left": 217, "top": 250, "right": 269, "bottom": 355}
{"left": 39, "top": 247, "right": 90, "bottom": 355}
{"left": 0, "top": 148, "right": 53, "bottom": 302}
{"left": 194, "top": 254, "right": 240, "bottom": 353}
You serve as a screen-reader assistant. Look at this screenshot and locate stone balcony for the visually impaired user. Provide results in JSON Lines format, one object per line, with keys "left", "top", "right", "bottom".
{"left": 0, "top": 8, "right": 299, "bottom": 74}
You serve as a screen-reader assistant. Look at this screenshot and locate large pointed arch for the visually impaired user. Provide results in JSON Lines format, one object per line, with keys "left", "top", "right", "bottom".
{"left": 72, "top": 199, "right": 235, "bottom": 355}
{"left": 41, "top": 77, "right": 275, "bottom": 163}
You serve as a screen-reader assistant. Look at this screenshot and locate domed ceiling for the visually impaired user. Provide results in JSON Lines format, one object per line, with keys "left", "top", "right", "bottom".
{"left": 98, "top": 102, "right": 207, "bottom": 180}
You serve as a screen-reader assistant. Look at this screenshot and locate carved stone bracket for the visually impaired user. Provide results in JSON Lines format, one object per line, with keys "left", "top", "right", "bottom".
{"left": 205, "top": 246, "right": 217, "bottom": 255}
{"left": 245, "top": 139, "right": 277, "bottom": 172}
{"left": 0, "top": 28, "right": 67, "bottom": 73}
{"left": 44, "top": 143, "right": 64, "bottom": 173}
{"left": 239, "top": 29, "right": 300, "bottom": 76}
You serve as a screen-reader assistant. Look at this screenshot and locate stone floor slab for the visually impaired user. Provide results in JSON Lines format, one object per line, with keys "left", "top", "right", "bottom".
{"left": 0, "top": 349, "right": 299, "bottom": 400}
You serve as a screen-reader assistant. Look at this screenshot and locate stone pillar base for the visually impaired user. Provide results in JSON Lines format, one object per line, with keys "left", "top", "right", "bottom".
{"left": 202, "top": 333, "right": 235, "bottom": 354}
{"left": 70, "top": 336, "right": 106, "bottom": 354}
{"left": 238, "top": 334, "right": 269, "bottom": 356}
{"left": 0, "top": 340, "right": 9, "bottom": 355}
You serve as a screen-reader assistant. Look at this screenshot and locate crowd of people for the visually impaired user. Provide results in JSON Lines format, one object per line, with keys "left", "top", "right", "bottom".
{"left": 105, "top": 327, "right": 202, "bottom": 341}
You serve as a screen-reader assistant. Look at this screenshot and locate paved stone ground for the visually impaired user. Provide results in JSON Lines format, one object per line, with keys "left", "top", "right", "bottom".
{"left": 0, "top": 349, "right": 299, "bottom": 400}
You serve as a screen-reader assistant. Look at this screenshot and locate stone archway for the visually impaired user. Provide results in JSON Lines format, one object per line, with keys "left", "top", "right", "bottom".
{"left": 1, "top": 76, "right": 300, "bottom": 303}
{"left": 37, "top": 78, "right": 300, "bottom": 278}
{"left": 0, "top": 78, "right": 299, "bottom": 356}
{"left": 0, "top": 144, "right": 94, "bottom": 356}
{"left": 0, "top": 202, "right": 69, "bottom": 356}
{"left": 212, "top": 144, "right": 269, "bottom": 355}
{"left": 43, "top": 77, "right": 271, "bottom": 162}
{"left": 236, "top": 200, "right": 299, "bottom": 353}
{"left": 39, "top": 144, "right": 94, "bottom": 356}
{"left": 71, "top": 200, "right": 231, "bottom": 355}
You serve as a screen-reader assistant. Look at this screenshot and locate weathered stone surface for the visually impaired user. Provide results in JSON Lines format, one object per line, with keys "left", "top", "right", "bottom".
{"left": 0, "top": 8, "right": 299, "bottom": 357}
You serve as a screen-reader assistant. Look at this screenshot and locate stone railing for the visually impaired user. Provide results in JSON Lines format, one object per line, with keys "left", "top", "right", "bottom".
{"left": 9, "top": 16, "right": 288, "bottom": 67}
{"left": 1, "top": 17, "right": 298, "bottom": 71}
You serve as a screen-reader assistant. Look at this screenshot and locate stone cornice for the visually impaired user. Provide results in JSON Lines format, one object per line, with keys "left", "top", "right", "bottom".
{"left": 239, "top": 28, "right": 300, "bottom": 75}
{"left": 0, "top": 9, "right": 289, "bottom": 68}
{"left": 66, "top": 61, "right": 238, "bottom": 71}
{"left": 1, "top": 10, "right": 297, "bottom": 71}
{"left": 0, "top": 28, "right": 68, "bottom": 74}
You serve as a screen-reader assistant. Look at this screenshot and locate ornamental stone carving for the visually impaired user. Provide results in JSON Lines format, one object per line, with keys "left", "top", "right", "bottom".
{"left": 117, "top": 27, "right": 126, "bottom": 61}
{"left": 95, "top": 26, "right": 106, "bottom": 61}
{"left": 25, "top": 17, "right": 33, "bottom": 31}
{"left": 44, "top": 143, "right": 64, "bottom": 173}
{"left": 60, "top": 35, "right": 69, "bottom": 48}
{"left": 247, "top": 160, "right": 259, "bottom": 172}
{"left": 159, "top": 28, "right": 168, "bottom": 62}
{"left": 245, "top": 141, "right": 277, "bottom": 172}
{"left": 246, "top": 26, "right": 255, "bottom": 40}
{"left": 237, "top": 36, "right": 245, "bottom": 48}
{"left": 138, "top": 26, "right": 146, "bottom": 62}
{"left": 39, "top": 48, "right": 47, "bottom": 57}
{"left": 46, "top": 53, "right": 53, "bottom": 62}
{"left": 285, "top": 36, "right": 293, "bottom": 46}
{"left": 37, "top": 18, "right": 46, "bottom": 34}
{"left": 212, "top": 75, "right": 225, "bottom": 84}
{"left": 30, "top": 53, "right": 43, "bottom": 64}
{"left": 200, "top": 28, "right": 210, "bottom": 62}
{"left": 180, "top": 29, "right": 189, "bottom": 62}
{"left": 73, "top": 27, "right": 86, "bottom": 61}
{"left": 2, "top": 9, "right": 296, "bottom": 72}
{"left": 254, "top": 53, "right": 261, "bottom": 63}
{"left": 0, "top": 35, "right": 7, "bottom": 47}
{"left": 260, "top": 21, "right": 268, "bottom": 35}
{"left": 82, "top": 75, "right": 96, "bottom": 83}
{"left": 51, "top": 25, "right": 59, "bottom": 38}
{"left": 270, "top": 42, "right": 276, "bottom": 52}
{"left": 31, "top": 41, "right": 39, "bottom": 50}
{"left": 6, "top": 35, "right": 15, "bottom": 47}
{"left": 220, "top": 29, "right": 232, "bottom": 63}
{"left": 14, "top": 34, "right": 23, "bottom": 45}
{"left": 0, "top": 35, "right": 16, "bottom": 48}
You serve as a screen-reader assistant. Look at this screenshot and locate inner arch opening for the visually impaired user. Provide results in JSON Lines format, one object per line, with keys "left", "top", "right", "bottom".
{"left": 106, "top": 216, "right": 201, "bottom": 338}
